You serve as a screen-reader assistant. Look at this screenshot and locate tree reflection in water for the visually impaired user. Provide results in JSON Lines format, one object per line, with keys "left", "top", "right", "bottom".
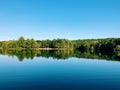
{"left": 0, "top": 49, "right": 120, "bottom": 62}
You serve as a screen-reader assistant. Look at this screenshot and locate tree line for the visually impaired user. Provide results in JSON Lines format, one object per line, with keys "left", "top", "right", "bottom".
{"left": 0, "top": 36, "right": 73, "bottom": 49}
{"left": 0, "top": 36, "right": 120, "bottom": 55}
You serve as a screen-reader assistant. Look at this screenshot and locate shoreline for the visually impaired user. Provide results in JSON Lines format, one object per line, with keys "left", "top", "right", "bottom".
{"left": 0, "top": 48, "right": 71, "bottom": 50}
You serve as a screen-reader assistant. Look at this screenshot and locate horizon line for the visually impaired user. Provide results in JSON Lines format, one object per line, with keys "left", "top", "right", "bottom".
{"left": 0, "top": 37, "right": 120, "bottom": 41}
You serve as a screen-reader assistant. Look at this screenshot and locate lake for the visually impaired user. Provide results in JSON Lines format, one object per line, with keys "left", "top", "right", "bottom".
{"left": 0, "top": 50, "right": 120, "bottom": 90}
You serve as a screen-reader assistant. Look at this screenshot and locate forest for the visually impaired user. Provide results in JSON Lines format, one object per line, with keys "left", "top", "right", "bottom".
{"left": 0, "top": 36, "right": 120, "bottom": 57}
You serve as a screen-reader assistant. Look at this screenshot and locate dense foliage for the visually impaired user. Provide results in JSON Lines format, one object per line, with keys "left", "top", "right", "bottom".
{"left": 0, "top": 36, "right": 120, "bottom": 55}
{"left": 0, "top": 36, "right": 120, "bottom": 61}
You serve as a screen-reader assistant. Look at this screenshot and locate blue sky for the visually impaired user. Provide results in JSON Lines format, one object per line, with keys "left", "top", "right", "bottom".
{"left": 0, "top": 0, "right": 120, "bottom": 40}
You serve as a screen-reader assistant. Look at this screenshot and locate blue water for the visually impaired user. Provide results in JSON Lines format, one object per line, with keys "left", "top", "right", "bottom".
{"left": 0, "top": 55, "right": 120, "bottom": 90}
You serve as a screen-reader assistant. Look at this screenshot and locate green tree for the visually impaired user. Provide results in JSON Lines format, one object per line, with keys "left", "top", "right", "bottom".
{"left": 18, "top": 36, "right": 26, "bottom": 48}
{"left": 114, "top": 45, "right": 120, "bottom": 56}
{"left": 30, "top": 38, "right": 39, "bottom": 48}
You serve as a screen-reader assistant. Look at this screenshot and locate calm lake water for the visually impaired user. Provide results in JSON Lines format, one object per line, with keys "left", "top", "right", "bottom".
{"left": 0, "top": 54, "right": 120, "bottom": 90}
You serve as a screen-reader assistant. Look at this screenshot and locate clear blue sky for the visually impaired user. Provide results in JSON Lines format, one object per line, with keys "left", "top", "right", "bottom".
{"left": 0, "top": 0, "right": 120, "bottom": 40}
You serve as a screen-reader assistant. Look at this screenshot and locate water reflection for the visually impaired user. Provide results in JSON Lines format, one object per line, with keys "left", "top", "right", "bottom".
{"left": 0, "top": 49, "right": 120, "bottom": 61}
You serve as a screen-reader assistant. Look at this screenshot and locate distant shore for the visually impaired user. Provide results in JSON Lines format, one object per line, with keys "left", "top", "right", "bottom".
{"left": 0, "top": 47, "right": 70, "bottom": 50}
